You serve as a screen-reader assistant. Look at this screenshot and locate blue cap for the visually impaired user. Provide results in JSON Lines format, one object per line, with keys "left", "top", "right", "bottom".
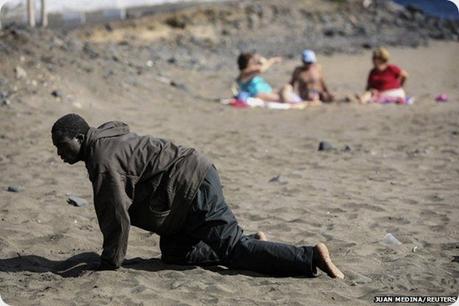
{"left": 302, "top": 49, "right": 317, "bottom": 63}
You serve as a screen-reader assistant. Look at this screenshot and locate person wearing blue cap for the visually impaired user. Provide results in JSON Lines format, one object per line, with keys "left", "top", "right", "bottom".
{"left": 283, "top": 49, "right": 334, "bottom": 104}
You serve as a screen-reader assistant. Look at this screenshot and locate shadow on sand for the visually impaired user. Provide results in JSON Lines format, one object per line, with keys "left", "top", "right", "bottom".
{"left": 0, "top": 252, "right": 266, "bottom": 278}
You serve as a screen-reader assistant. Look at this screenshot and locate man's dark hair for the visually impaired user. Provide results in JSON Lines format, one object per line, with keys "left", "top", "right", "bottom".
{"left": 237, "top": 52, "right": 254, "bottom": 70}
{"left": 51, "top": 113, "right": 90, "bottom": 138}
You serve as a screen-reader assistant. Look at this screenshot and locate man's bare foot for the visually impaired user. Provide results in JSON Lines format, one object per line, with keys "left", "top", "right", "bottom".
{"left": 313, "top": 243, "right": 344, "bottom": 279}
{"left": 254, "top": 231, "right": 268, "bottom": 241}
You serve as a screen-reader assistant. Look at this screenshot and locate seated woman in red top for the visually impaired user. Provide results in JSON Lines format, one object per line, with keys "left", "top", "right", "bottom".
{"left": 358, "top": 48, "right": 409, "bottom": 104}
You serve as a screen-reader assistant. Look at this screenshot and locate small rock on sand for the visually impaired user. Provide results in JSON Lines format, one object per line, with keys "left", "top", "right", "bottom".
{"left": 170, "top": 81, "right": 188, "bottom": 92}
{"left": 15, "top": 66, "right": 27, "bottom": 79}
{"left": 51, "top": 90, "right": 63, "bottom": 98}
{"left": 269, "top": 175, "right": 288, "bottom": 184}
{"left": 67, "top": 195, "right": 87, "bottom": 207}
{"left": 7, "top": 185, "right": 25, "bottom": 192}
{"left": 318, "top": 141, "right": 334, "bottom": 151}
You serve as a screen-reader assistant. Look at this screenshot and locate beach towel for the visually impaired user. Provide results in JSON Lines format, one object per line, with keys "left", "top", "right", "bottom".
{"left": 221, "top": 97, "right": 306, "bottom": 110}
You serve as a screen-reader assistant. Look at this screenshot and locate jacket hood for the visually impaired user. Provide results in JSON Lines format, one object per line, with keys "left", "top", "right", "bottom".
{"left": 92, "top": 121, "right": 130, "bottom": 139}
{"left": 81, "top": 121, "right": 130, "bottom": 161}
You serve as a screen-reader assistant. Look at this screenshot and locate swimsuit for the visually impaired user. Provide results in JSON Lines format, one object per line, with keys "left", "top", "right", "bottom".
{"left": 237, "top": 76, "right": 273, "bottom": 97}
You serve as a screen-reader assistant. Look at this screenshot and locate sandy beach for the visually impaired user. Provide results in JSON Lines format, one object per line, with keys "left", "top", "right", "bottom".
{"left": 0, "top": 0, "right": 458, "bottom": 305}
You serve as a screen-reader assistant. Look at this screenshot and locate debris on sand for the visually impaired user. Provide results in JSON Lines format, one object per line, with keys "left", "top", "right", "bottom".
{"left": 269, "top": 175, "right": 288, "bottom": 184}
{"left": 67, "top": 195, "right": 87, "bottom": 207}
{"left": 7, "top": 185, "right": 25, "bottom": 193}
{"left": 382, "top": 233, "right": 402, "bottom": 246}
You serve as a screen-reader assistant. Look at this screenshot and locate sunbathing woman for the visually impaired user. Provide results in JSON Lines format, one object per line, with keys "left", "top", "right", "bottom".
{"left": 358, "top": 47, "right": 409, "bottom": 104}
{"left": 236, "top": 52, "right": 302, "bottom": 104}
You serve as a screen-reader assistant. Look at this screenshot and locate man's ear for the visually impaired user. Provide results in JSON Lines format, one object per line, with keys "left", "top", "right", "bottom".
{"left": 75, "top": 133, "right": 85, "bottom": 144}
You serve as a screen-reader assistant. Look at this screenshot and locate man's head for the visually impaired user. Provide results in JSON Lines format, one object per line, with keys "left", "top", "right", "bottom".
{"left": 51, "top": 113, "right": 90, "bottom": 164}
{"left": 302, "top": 49, "right": 317, "bottom": 65}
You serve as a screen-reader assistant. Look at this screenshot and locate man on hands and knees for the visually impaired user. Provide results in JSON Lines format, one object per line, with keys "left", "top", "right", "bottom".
{"left": 51, "top": 113, "right": 344, "bottom": 279}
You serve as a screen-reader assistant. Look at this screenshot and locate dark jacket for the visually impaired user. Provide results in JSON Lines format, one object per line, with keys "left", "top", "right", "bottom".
{"left": 81, "top": 121, "right": 212, "bottom": 268}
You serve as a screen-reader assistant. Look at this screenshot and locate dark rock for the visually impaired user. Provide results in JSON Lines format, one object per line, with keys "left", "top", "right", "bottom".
{"left": 452, "top": 131, "right": 459, "bottom": 136}
{"left": 221, "top": 28, "right": 231, "bottom": 36}
{"left": 7, "top": 185, "right": 25, "bottom": 192}
{"left": 105, "top": 23, "right": 114, "bottom": 32}
{"left": 118, "top": 40, "right": 130, "bottom": 46}
{"left": 67, "top": 195, "right": 87, "bottom": 207}
{"left": 51, "top": 90, "right": 63, "bottom": 98}
{"left": 165, "top": 16, "right": 187, "bottom": 29}
{"left": 167, "top": 57, "right": 177, "bottom": 64}
{"left": 318, "top": 141, "right": 334, "bottom": 151}
{"left": 354, "top": 25, "right": 368, "bottom": 35}
{"left": 343, "top": 145, "right": 352, "bottom": 152}
{"left": 361, "top": 42, "right": 373, "bottom": 49}
{"left": 323, "top": 28, "right": 336, "bottom": 37}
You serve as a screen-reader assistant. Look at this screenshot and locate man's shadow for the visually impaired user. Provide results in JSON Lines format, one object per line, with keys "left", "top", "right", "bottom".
{"left": 0, "top": 252, "right": 102, "bottom": 278}
{"left": 0, "top": 253, "right": 263, "bottom": 278}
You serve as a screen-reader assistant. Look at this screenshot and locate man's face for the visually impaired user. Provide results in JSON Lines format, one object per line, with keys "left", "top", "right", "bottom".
{"left": 52, "top": 132, "right": 83, "bottom": 164}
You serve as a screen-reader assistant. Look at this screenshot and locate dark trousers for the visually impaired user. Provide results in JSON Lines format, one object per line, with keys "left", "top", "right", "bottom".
{"left": 160, "top": 166, "right": 315, "bottom": 276}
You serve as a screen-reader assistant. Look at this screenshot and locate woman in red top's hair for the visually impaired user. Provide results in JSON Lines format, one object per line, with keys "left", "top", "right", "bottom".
{"left": 358, "top": 48, "right": 409, "bottom": 104}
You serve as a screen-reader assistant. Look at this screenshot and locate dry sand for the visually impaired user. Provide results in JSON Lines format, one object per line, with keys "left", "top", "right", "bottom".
{"left": 0, "top": 21, "right": 458, "bottom": 306}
